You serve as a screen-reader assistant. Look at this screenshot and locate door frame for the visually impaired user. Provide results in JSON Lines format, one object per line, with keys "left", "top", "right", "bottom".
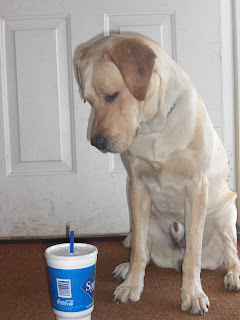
{"left": 233, "top": 0, "right": 240, "bottom": 233}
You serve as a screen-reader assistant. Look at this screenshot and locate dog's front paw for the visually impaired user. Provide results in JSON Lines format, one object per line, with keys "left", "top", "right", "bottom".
{"left": 181, "top": 287, "right": 210, "bottom": 315}
{"left": 224, "top": 270, "right": 240, "bottom": 291}
{"left": 113, "top": 280, "right": 143, "bottom": 303}
{"left": 112, "top": 262, "right": 130, "bottom": 282}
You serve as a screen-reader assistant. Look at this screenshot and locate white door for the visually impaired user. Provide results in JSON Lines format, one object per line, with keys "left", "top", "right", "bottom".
{"left": 0, "top": 0, "right": 235, "bottom": 238}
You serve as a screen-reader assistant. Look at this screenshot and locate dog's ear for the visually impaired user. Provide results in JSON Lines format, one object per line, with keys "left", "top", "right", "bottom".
{"left": 76, "top": 47, "right": 88, "bottom": 87}
{"left": 106, "top": 39, "right": 157, "bottom": 101}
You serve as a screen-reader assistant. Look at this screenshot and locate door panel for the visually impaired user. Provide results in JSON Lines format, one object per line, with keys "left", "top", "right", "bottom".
{"left": 0, "top": 0, "right": 235, "bottom": 238}
{"left": 1, "top": 15, "right": 75, "bottom": 175}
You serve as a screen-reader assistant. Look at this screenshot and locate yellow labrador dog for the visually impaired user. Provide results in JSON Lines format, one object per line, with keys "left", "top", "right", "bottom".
{"left": 76, "top": 34, "right": 240, "bottom": 315}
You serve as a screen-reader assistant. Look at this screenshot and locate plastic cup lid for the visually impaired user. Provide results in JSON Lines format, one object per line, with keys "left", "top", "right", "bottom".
{"left": 45, "top": 243, "right": 98, "bottom": 261}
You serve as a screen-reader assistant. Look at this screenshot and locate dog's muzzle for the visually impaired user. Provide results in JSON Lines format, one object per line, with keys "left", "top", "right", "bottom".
{"left": 91, "top": 133, "right": 108, "bottom": 152}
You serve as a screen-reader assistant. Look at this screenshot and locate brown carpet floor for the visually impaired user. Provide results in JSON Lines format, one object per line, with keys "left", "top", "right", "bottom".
{"left": 1, "top": 237, "right": 240, "bottom": 320}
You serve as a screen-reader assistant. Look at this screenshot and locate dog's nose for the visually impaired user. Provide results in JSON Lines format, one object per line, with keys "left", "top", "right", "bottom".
{"left": 91, "top": 133, "right": 108, "bottom": 151}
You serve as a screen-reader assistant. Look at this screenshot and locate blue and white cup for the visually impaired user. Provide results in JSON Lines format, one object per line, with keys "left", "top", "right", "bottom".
{"left": 45, "top": 243, "right": 98, "bottom": 320}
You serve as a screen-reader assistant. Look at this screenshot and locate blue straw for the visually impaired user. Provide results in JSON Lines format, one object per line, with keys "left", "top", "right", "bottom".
{"left": 70, "top": 231, "right": 74, "bottom": 253}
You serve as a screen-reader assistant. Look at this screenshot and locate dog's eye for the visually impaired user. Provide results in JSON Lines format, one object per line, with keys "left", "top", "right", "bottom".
{"left": 105, "top": 92, "right": 119, "bottom": 103}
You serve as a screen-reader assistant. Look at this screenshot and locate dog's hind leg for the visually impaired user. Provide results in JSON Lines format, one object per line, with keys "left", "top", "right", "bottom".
{"left": 217, "top": 202, "right": 240, "bottom": 291}
{"left": 113, "top": 233, "right": 152, "bottom": 282}
{"left": 113, "top": 262, "right": 130, "bottom": 282}
{"left": 223, "top": 230, "right": 240, "bottom": 291}
{"left": 113, "top": 218, "right": 186, "bottom": 283}
{"left": 112, "top": 235, "right": 131, "bottom": 282}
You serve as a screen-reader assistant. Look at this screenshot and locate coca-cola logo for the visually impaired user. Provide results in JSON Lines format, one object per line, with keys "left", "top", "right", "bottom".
{"left": 57, "top": 299, "right": 73, "bottom": 306}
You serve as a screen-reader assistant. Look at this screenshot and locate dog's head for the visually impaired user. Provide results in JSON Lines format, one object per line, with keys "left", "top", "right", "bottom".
{"left": 76, "top": 35, "right": 157, "bottom": 153}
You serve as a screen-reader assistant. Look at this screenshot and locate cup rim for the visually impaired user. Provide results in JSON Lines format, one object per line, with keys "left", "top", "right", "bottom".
{"left": 45, "top": 243, "right": 98, "bottom": 261}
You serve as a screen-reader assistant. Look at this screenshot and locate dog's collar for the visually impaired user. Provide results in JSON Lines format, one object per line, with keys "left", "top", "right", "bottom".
{"left": 167, "top": 97, "right": 180, "bottom": 116}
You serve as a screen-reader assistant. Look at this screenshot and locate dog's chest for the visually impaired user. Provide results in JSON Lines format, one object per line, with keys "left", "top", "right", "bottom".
{"left": 126, "top": 156, "right": 186, "bottom": 218}
{"left": 127, "top": 134, "right": 189, "bottom": 217}
{"left": 129, "top": 141, "right": 189, "bottom": 220}
{"left": 147, "top": 164, "right": 185, "bottom": 217}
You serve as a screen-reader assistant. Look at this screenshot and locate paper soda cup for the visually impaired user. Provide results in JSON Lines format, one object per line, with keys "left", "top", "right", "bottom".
{"left": 45, "top": 243, "right": 98, "bottom": 320}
